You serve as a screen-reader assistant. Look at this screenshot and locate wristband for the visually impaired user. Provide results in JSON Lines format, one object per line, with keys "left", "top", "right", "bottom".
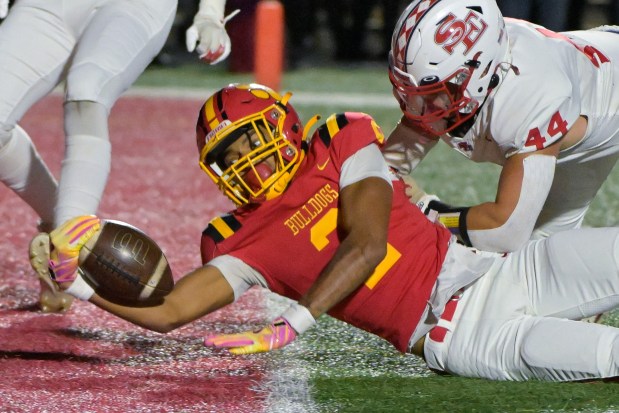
{"left": 427, "top": 200, "right": 472, "bottom": 247}
{"left": 280, "top": 303, "right": 316, "bottom": 334}
{"left": 64, "top": 271, "right": 95, "bottom": 301}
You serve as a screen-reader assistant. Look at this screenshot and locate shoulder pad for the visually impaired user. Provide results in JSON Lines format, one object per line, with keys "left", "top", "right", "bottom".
{"left": 202, "top": 213, "right": 242, "bottom": 243}
{"left": 316, "top": 113, "right": 349, "bottom": 148}
{"left": 315, "top": 112, "right": 384, "bottom": 148}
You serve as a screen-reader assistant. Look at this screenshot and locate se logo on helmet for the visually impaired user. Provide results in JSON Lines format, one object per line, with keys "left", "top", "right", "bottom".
{"left": 434, "top": 11, "right": 488, "bottom": 55}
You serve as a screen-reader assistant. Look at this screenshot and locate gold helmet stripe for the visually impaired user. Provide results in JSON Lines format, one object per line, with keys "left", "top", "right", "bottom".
{"left": 203, "top": 94, "right": 220, "bottom": 131}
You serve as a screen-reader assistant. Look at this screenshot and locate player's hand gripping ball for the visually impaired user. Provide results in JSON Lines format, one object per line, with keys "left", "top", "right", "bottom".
{"left": 78, "top": 220, "right": 174, "bottom": 306}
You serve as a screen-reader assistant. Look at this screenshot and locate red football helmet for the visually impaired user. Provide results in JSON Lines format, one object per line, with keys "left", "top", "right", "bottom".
{"left": 389, "top": 0, "right": 509, "bottom": 137}
{"left": 196, "top": 83, "right": 307, "bottom": 206}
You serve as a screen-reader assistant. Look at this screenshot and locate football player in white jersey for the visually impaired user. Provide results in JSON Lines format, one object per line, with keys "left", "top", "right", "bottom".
{"left": 385, "top": 0, "right": 619, "bottom": 254}
{"left": 0, "top": 0, "right": 235, "bottom": 313}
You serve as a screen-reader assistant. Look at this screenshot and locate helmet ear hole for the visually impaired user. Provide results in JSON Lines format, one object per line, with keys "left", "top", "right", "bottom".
{"left": 488, "top": 74, "right": 500, "bottom": 89}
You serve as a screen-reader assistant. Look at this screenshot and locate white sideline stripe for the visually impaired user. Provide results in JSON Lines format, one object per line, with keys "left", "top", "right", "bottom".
{"left": 124, "top": 86, "right": 399, "bottom": 108}
{"left": 261, "top": 292, "right": 320, "bottom": 413}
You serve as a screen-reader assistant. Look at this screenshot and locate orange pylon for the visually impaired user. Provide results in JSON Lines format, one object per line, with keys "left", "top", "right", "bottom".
{"left": 254, "top": 0, "right": 284, "bottom": 91}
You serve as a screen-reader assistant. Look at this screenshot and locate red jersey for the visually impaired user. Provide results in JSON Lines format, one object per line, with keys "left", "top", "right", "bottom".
{"left": 201, "top": 112, "right": 452, "bottom": 352}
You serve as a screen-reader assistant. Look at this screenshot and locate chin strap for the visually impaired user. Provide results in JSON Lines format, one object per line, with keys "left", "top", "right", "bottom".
{"left": 269, "top": 112, "right": 319, "bottom": 197}
{"left": 267, "top": 149, "right": 306, "bottom": 200}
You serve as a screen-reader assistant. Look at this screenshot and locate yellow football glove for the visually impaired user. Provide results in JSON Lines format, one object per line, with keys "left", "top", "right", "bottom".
{"left": 205, "top": 317, "right": 297, "bottom": 355}
{"left": 49, "top": 215, "right": 101, "bottom": 283}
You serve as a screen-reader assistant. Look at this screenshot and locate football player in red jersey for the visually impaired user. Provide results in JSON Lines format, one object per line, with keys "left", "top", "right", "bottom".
{"left": 34, "top": 84, "right": 619, "bottom": 381}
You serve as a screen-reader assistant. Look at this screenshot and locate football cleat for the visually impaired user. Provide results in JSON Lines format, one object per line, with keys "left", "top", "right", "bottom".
{"left": 29, "top": 233, "right": 74, "bottom": 313}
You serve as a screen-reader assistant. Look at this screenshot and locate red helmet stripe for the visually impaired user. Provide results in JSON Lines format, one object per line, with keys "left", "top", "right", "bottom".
{"left": 393, "top": 0, "right": 441, "bottom": 68}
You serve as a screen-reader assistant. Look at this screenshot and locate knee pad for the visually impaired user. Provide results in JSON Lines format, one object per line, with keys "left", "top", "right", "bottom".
{"left": 65, "top": 62, "right": 115, "bottom": 110}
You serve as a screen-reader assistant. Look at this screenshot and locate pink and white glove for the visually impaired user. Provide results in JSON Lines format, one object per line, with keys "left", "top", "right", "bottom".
{"left": 205, "top": 317, "right": 297, "bottom": 355}
{"left": 185, "top": 7, "right": 239, "bottom": 65}
{"left": 205, "top": 303, "right": 316, "bottom": 354}
{"left": 48, "top": 215, "right": 101, "bottom": 283}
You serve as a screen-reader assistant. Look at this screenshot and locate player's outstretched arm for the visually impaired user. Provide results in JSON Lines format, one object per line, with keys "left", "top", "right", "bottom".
{"left": 33, "top": 215, "right": 235, "bottom": 333}
{"left": 464, "top": 149, "right": 558, "bottom": 252}
{"left": 90, "top": 265, "right": 235, "bottom": 333}
{"left": 185, "top": 0, "right": 239, "bottom": 64}
{"left": 413, "top": 150, "right": 558, "bottom": 252}
{"left": 382, "top": 117, "right": 439, "bottom": 175}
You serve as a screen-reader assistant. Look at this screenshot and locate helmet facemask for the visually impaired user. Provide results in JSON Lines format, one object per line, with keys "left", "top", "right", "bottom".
{"left": 199, "top": 99, "right": 304, "bottom": 206}
{"left": 389, "top": 52, "right": 481, "bottom": 137}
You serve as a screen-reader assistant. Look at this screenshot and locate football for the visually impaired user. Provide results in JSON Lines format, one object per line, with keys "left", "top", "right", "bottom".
{"left": 78, "top": 220, "right": 174, "bottom": 306}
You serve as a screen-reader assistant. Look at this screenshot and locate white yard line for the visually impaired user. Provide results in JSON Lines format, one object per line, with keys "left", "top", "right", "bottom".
{"left": 259, "top": 292, "right": 321, "bottom": 413}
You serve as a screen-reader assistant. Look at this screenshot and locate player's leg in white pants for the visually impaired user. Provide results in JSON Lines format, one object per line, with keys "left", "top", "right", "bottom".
{"left": 0, "top": 0, "right": 77, "bottom": 226}
{"left": 55, "top": 0, "right": 176, "bottom": 226}
{"left": 425, "top": 227, "right": 619, "bottom": 381}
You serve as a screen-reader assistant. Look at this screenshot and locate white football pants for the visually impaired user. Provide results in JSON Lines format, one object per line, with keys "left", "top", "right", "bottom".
{"left": 425, "top": 227, "right": 619, "bottom": 381}
{"left": 0, "top": 0, "right": 176, "bottom": 226}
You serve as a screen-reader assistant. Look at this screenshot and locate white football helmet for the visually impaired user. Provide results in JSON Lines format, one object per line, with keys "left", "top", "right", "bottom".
{"left": 389, "top": 0, "right": 509, "bottom": 137}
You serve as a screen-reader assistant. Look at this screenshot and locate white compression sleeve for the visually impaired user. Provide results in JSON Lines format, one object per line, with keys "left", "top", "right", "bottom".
{"left": 55, "top": 133, "right": 111, "bottom": 226}
{"left": 468, "top": 155, "right": 556, "bottom": 252}
{"left": 55, "top": 101, "right": 111, "bottom": 226}
{"left": 383, "top": 121, "right": 439, "bottom": 175}
{"left": 340, "top": 144, "right": 393, "bottom": 189}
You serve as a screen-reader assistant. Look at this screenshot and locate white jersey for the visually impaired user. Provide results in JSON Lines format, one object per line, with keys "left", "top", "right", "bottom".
{"left": 446, "top": 20, "right": 619, "bottom": 165}
{"left": 385, "top": 22, "right": 619, "bottom": 237}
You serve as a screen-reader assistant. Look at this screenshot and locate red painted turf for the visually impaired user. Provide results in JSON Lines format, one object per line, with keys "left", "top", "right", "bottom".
{"left": 0, "top": 95, "right": 273, "bottom": 412}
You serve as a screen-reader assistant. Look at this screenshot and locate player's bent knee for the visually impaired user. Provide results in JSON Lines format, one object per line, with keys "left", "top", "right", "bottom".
{"left": 65, "top": 64, "right": 118, "bottom": 111}
{"left": 519, "top": 322, "right": 548, "bottom": 369}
